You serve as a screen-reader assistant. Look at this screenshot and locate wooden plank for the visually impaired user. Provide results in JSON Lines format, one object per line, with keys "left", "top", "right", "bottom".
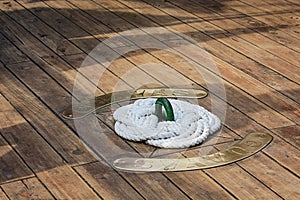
{"left": 0, "top": 9, "right": 132, "bottom": 143}
{"left": 0, "top": 32, "right": 28, "bottom": 65}
{"left": 206, "top": 163, "right": 281, "bottom": 199}
{"left": 206, "top": 134, "right": 300, "bottom": 198}
{"left": 164, "top": 170, "right": 235, "bottom": 199}
{"left": 0, "top": 9, "right": 83, "bottom": 96}
{"left": 0, "top": 130, "right": 33, "bottom": 184}
{"left": 284, "top": 0, "right": 300, "bottom": 5}
{"left": 234, "top": 0, "right": 300, "bottom": 39}
{"left": 16, "top": 0, "right": 100, "bottom": 54}
{"left": 39, "top": 1, "right": 176, "bottom": 108}
{"left": 64, "top": 53, "right": 159, "bottom": 90}
{"left": 217, "top": 0, "right": 300, "bottom": 52}
{"left": 0, "top": 188, "right": 9, "bottom": 200}
{"left": 43, "top": 0, "right": 113, "bottom": 38}
{"left": 0, "top": 10, "right": 52, "bottom": 59}
{"left": 0, "top": 63, "right": 95, "bottom": 165}
{"left": 160, "top": 0, "right": 300, "bottom": 65}
{"left": 112, "top": 0, "right": 299, "bottom": 124}
{"left": 8, "top": 61, "right": 72, "bottom": 112}
{"left": 207, "top": 16, "right": 300, "bottom": 66}
{"left": 74, "top": 161, "right": 143, "bottom": 199}
{"left": 182, "top": 98, "right": 298, "bottom": 198}
{"left": 239, "top": 0, "right": 299, "bottom": 16}
{"left": 260, "top": 0, "right": 298, "bottom": 10}
{"left": 216, "top": 97, "right": 300, "bottom": 177}
{"left": 41, "top": 54, "right": 104, "bottom": 97}
{"left": 18, "top": 0, "right": 139, "bottom": 92}
{"left": 1, "top": 178, "right": 54, "bottom": 200}
{"left": 235, "top": 0, "right": 299, "bottom": 23}
{"left": 2, "top": 60, "right": 171, "bottom": 199}
{"left": 180, "top": 144, "right": 281, "bottom": 199}
{"left": 0, "top": 23, "right": 104, "bottom": 99}
{"left": 165, "top": 0, "right": 300, "bottom": 82}
{"left": 143, "top": 0, "right": 300, "bottom": 102}
{"left": 0, "top": 0, "right": 81, "bottom": 56}
{"left": 0, "top": 3, "right": 105, "bottom": 98}
{"left": 67, "top": 0, "right": 136, "bottom": 32}
{"left": 264, "top": 134, "right": 300, "bottom": 177}
{"left": 272, "top": 125, "right": 300, "bottom": 149}
{"left": 3, "top": 0, "right": 132, "bottom": 94}
{"left": 239, "top": 153, "right": 300, "bottom": 199}
{"left": 0, "top": 80, "right": 99, "bottom": 199}
{"left": 0, "top": 5, "right": 109, "bottom": 135}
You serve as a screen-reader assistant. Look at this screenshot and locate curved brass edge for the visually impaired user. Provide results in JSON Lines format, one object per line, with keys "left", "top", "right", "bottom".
{"left": 61, "top": 88, "right": 208, "bottom": 119}
{"left": 113, "top": 132, "right": 273, "bottom": 172}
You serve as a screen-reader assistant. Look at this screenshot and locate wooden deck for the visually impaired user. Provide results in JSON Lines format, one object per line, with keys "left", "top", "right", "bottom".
{"left": 0, "top": 0, "right": 299, "bottom": 199}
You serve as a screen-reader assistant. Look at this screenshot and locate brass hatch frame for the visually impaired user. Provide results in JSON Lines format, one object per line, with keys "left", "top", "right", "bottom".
{"left": 62, "top": 88, "right": 208, "bottom": 119}
{"left": 113, "top": 132, "right": 273, "bottom": 172}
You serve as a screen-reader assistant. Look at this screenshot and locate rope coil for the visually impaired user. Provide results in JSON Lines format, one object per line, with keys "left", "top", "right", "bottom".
{"left": 113, "top": 98, "right": 221, "bottom": 148}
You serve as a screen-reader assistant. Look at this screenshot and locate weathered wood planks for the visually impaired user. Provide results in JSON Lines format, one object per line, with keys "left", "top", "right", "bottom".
{"left": 0, "top": 0, "right": 299, "bottom": 199}
{"left": 0, "top": 74, "right": 99, "bottom": 199}
{"left": 1, "top": 178, "right": 54, "bottom": 200}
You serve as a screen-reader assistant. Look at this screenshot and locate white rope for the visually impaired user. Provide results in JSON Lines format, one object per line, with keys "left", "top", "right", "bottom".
{"left": 113, "top": 98, "right": 221, "bottom": 148}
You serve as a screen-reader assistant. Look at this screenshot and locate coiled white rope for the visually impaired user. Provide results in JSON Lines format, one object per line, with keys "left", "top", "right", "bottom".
{"left": 113, "top": 98, "right": 221, "bottom": 148}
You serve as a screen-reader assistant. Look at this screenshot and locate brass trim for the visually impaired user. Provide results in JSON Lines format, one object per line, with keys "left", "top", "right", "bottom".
{"left": 113, "top": 132, "right": 273, "bottom": 172}
{"left": 62, "top": 88, "right": 208, "bottom": 119}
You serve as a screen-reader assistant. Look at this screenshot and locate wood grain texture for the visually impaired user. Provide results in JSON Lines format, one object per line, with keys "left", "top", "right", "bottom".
{"left": 74, "top": 161, "right": 143, "bottom": 199}
{"left": 115, "top": 0, "right": 299, "bottom": 124}
{"left": 77, "top": 0, "right": 297, "bottom": 129}
{"left": 1, "top": 178, "right": 54, "bottom": 200}
{"left": 239, "top": 153, "right": 300, "bottom": 199}
{"left": 0, "top": 32, "right": 28, "bottom": 65}
{"left": 272, "top": 125, "right": 300, "bottom": 149}
{"left": 219, "top": 0, "right": 300, "bottom": 52}
{"left": 0, "top": 73, "right": 99, "bottom": 199}
{"left": 206, "top": 164, "right": 281, "bottom": 200}
{"left": 0, "top": 189, "right": 9, "bottom": 200}
{"left": 236, "top": 0, "right": 300, "bottom": 39}
{"left": 0, "top": 0, "right": 81, "bottom": 56}
{"left": 0, "top": 132, "right": 33, "bottom": 184}
{"left": 184, "top": 96, "right": 298, "bottom": 199}
{"left": 0, "top": 63, "right": 95, "bottom": 165}
{"left": 0, "top": 0, "right": 298, "bottom": 199}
